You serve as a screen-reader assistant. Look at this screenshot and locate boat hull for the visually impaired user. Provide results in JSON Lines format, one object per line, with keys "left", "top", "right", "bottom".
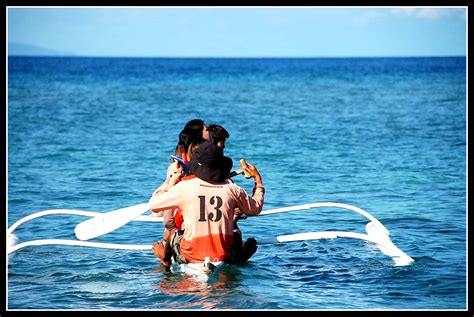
{"left": 169, "top": 259, "right": 225, "bottom": 281}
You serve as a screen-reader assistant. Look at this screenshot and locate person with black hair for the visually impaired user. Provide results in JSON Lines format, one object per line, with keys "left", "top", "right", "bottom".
{"left": 152, "top": 119, "right": 208, "bottom": 198}
{"left": 176, "top": 119, "right": 210, "bottom": 162}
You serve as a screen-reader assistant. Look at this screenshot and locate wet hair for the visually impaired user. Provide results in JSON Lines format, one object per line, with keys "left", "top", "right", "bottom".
{"left": 208, "top": 124, "right": 230, "bottom": 146}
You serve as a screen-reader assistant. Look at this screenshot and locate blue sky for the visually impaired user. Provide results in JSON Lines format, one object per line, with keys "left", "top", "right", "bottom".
{"left": 7, "top": 7, "right": 467, "bottom": 57}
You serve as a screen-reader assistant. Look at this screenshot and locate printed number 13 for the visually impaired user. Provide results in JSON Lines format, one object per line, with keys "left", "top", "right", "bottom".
{"left": 198, "top": 195, "right": 223, "bottom": 222}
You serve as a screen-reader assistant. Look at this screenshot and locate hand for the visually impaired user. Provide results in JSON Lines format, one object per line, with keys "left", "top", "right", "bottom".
{"left": 168, "top": 166, "right": 184, "bottom": 187}
{"left": 242, "top": 163, "right": 261, "bottom": 180}
{"left": 152, "top": 164, "right": 184, "bottom": 198}
{"left": 152, "top": 161, "right": 181, "bottom": 195}
{"left": 167, "top": 161, "right": 181, "bottom": 178}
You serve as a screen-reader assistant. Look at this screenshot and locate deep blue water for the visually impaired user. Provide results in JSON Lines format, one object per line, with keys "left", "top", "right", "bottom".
{"left": 7, "top": 56, "right": 466, "bottom": 310}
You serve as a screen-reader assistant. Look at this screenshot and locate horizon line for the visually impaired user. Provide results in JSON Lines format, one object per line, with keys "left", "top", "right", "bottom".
{"left": 7, "top": 54, "right": 467, "bottom": 59}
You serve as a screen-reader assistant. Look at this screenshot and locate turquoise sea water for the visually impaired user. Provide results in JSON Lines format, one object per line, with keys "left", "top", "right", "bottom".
{"left": 7, "top": 57, "right": 466, "bottom": 310}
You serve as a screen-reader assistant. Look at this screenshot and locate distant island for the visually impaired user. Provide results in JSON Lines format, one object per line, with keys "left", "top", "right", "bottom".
{"left": 8, "top": 42, "right": 74, "bottom": 57}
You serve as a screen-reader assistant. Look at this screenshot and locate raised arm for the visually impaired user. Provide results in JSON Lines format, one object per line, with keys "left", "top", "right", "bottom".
{"left": 234, "top": 163, "right": 265, "bottom": 216}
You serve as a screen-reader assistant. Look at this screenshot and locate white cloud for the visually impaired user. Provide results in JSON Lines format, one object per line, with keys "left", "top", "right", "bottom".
{"left": 390, "top": 8, "right": 464, "bottom": 20}
{"left": 415, "top": 8, "right": 443, "bottom": 20}
{"left": 391, "top": 8, "right": 416, "bottom": 17}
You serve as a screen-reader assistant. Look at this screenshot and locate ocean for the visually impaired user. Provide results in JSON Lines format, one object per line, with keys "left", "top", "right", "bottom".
{"left": 7, "top": 56, "right": 467, "bottom": 310}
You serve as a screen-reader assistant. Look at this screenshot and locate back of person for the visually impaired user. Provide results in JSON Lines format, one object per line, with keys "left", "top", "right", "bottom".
{"left": 149, "top": 141, "right": 264, "bottom": 264}
{"left": 169, "top": 176, "right": 237, "bottom": 262}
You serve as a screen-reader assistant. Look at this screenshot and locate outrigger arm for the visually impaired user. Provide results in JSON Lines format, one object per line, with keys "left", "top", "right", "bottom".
{"left": 7, "top": 202, "right": 414, "bottom": 266}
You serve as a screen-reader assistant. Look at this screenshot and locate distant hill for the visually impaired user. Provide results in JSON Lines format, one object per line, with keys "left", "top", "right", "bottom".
{"left": 8, "top": 43, "right": 73, "bottom": 56}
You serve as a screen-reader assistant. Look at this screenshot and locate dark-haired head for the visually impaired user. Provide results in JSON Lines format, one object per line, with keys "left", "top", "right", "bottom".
{"left": 208, "top": 124, "right": 230, "bottom": 149}
{"left": 177, "top": 128, "right": 200, "bottom": 153}
{"left": 175, "top": 119, "right": 209, "bottom": 159}
{"left": 183, "top": 118, "right": 210, "bottom": 143}
{"left": 184, "top": 119, "right": 205, "bottom": 131}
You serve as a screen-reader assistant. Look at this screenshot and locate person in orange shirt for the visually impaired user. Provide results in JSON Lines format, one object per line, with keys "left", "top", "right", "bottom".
{"left": 149, "top": 141, "right": 265, "bottom": 265}
{"left": 152, "top": 123, "right": 256, "bottom": 265}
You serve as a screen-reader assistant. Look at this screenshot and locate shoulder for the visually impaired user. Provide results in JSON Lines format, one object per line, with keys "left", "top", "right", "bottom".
{"left": 180, "top": 175, "right": 199, "bottom": 182}
{"left": 225, "top": 179, "right": 244, "bottom": 194}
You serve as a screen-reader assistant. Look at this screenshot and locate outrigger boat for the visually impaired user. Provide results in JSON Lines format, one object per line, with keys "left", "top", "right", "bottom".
{"left": 7, "top": 201, "right": 414, "bottom": 281}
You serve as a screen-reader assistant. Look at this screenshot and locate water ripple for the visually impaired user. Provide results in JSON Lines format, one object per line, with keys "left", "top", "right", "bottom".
{"left": 8, "top": 56, "right": 466, "bottom": 310}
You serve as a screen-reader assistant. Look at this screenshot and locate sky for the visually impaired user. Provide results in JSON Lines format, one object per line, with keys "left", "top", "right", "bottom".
{"left": 7, "top": 6, "right": 467, "bottom": 57}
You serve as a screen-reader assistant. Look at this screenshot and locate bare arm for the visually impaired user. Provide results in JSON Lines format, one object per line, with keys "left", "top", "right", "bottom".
{"left": 163, "top": 209, "right": 177, "bottom": 231}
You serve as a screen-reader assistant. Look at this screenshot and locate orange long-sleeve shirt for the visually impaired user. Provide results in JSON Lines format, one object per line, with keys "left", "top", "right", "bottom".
{"left": 148, "top": 175, "right": 265, "bottom": 263}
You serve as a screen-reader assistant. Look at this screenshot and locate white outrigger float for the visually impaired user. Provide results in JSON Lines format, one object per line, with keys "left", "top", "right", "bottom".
{"left": 7, "top": 202, "right": 414, "bottom": 281}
